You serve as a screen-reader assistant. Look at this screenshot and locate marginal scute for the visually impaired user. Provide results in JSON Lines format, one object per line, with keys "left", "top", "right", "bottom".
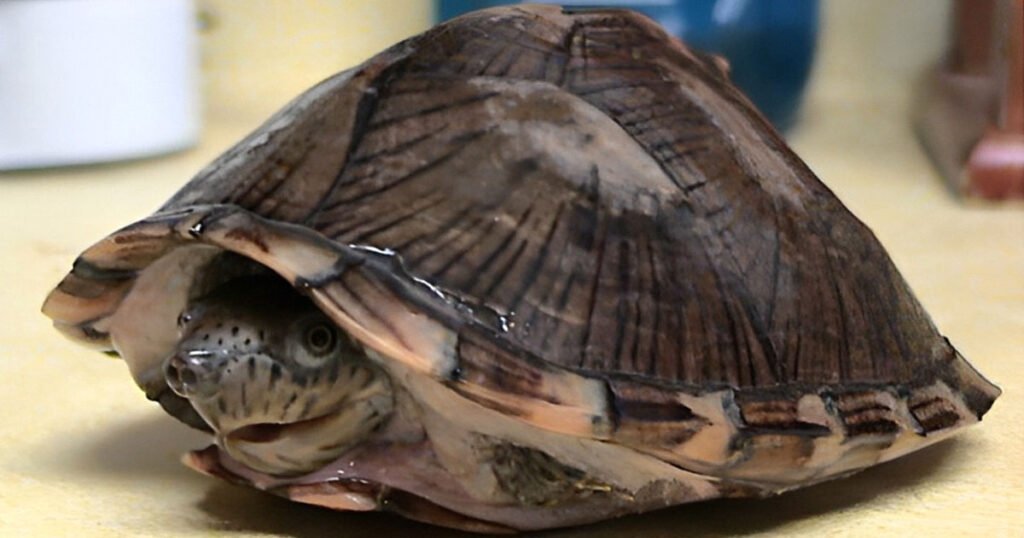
{"left": 910, "top": 398, "right": 962, "bottom": 433}
{"left": 451, "top": 332, "right": 615, "bottom": 439}
{"left": 826, "top": 388, "right": 906, "bottom": 439}
{"left": 605, "top": 378, "right": 711, "bottom": 447}
{"left": 905, "top": 380, "right": 974, "bottom": 435}
{"left": 49, "top": 275, "right": 132, "bottom": 325}
{"left": 736, "top": 395, "right": 832, "bottom": 436}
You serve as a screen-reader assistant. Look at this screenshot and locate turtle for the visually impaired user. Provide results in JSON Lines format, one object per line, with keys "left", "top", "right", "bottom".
{"left": 42, "top": 5, "right": 1000, "bottom": 533}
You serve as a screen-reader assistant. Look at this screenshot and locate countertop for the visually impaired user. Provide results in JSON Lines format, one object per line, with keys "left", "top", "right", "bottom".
{"left": 1, "top": 2, "right": 1022, "bottom": 536}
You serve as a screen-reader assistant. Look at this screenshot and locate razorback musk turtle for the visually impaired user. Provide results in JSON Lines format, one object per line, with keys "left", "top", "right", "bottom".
{"left": 43, "top": 5, "right": 1000, "bottom": 533}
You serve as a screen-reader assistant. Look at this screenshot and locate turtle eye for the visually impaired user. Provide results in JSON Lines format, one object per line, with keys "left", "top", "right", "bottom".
{"left": 304, "top": 323, "right": 338, "bottom": 356}
{"left": 177, "top": 312, "right": 191, "bottom": 327}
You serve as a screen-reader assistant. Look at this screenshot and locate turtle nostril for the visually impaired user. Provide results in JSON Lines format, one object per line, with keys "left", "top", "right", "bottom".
{"left": 165, "top": 353, "right": 221, "bottom": 398}
{"left": 165, "top": 357, "right": 184, "bottom": 390}
{"left": 165, "top": 355, "right": 200, "bottom": 397}
{"left": 179, "top": 366, "right": 198, "bottom": 387}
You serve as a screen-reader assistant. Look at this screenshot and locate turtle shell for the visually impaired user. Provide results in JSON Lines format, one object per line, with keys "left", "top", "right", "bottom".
{"left": 44, "top": 4, "right": 999, "bottom": 526}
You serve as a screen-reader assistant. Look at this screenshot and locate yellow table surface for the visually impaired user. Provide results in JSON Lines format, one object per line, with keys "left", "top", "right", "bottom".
{"left": 1, "top": 2, "right": 1022, "bottom": 536}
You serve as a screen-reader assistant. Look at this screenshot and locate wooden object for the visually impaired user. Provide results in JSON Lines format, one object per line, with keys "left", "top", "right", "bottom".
{"left": 916, "top": 0, "right": 1024, "bottom": 199}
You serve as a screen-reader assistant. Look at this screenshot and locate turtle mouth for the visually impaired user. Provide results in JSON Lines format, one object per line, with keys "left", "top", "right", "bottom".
{"left": 224, "top": 410, "right": 343, "bottom": 444}
{"left": 217, "top": 402, "right": 376, "bottom": 476}
{"left": 151, "top": 387, "right": 214, "bottom": 432}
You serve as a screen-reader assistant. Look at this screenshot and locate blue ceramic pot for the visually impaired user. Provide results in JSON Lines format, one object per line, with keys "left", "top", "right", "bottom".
{"left": 436, "top": 1, "right": 819, "bottom": 131}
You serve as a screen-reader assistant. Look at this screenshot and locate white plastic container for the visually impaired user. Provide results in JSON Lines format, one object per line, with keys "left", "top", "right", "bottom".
{"left": 0, "top": 0, "right": 199, "bottom": 169}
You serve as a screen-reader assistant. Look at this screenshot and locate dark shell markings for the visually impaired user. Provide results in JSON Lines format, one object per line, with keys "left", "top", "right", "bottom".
{"left": 42, "top": 5, "right": 999, "bottom": 533}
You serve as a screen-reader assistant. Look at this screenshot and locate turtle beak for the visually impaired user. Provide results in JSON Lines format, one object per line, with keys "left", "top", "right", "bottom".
{"left": 151, "top": 387, "right": 213, "bottom": 432}
{"left": 164, "top": 350, "right": 221, "bottom": 399}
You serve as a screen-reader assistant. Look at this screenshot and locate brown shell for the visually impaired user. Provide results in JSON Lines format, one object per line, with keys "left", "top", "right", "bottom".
{"left": 45, "top": 4, "right": 998, "bottom": 500}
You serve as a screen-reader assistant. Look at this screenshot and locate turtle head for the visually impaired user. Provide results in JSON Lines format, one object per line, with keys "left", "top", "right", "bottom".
{"left": 163, "top": 275, "right": 393, "bottom": 476}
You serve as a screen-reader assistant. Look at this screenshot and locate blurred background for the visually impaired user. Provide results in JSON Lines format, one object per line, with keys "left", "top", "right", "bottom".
{"left": 1, "top": 1, "right": 1021, "bottom": 537}
{"left": 0, "top": 0, "right": 970, "bottom": 159}
{"left": 3, "top": 0, "right": 1018, "bottom": 196}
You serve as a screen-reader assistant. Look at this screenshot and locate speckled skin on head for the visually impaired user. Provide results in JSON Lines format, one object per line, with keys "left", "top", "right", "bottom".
{"left": 163, "top": 274, "right": 394, "bottom": 476}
